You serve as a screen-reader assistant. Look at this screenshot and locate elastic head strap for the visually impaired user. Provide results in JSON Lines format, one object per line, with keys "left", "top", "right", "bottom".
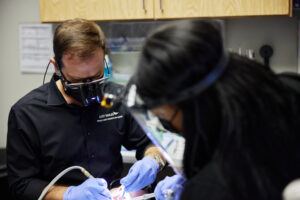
{"left": 143, "top": 52, "right": 230, "bottom": 108}
{"left": 168, "top": 51, "right": 229, "bottom": 103}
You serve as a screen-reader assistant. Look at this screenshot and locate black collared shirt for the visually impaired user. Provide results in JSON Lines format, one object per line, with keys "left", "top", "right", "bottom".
{"left": 6, "top": 76, "right": 151, "bottom": 200}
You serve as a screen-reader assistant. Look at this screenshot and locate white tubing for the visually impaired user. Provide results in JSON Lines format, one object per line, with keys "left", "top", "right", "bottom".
{"left": 38, "top": 166, "right": 94, "bottom": 200}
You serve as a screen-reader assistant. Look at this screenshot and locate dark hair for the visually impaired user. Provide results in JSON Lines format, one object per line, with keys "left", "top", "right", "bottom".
{"left": 53, "top": 18, "right": 106, "bottom": 68}
{"left": 133, "top": 19, "right": 300, "bottom": 199}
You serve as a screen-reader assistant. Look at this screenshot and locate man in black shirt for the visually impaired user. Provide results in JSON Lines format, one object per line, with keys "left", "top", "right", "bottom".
{"left": 7, "top": 19, "right": 165, "bottom": 200}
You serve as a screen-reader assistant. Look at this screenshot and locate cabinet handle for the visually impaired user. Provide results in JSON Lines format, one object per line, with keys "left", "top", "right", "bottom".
{"left": 143, "top": 0, "right": 147, "bottom": 13}
{"left": 159, "top": 0, "right": 164, "bottom": 12}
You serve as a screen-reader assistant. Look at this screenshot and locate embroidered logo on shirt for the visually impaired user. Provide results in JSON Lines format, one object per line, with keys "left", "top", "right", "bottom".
{"left": 97, "top": 111, "right": 123, "bottom": 123}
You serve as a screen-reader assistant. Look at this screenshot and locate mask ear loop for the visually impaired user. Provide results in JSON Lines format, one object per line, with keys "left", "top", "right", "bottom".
{"left": 169, "top": 107, "right": 179, "bottom": 124}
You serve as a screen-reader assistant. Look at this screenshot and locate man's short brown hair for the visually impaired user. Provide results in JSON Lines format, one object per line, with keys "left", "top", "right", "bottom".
{"left": 53, "top": 18, "right": 106, "bottom": 68}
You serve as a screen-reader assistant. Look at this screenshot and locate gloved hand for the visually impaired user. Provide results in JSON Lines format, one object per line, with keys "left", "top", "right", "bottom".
{"left": 120, "top": 156, "right": 159, "bottom": 192}
{"left": 63, "top": 178, "right": 112, "bottom": 200}
{"left": 154, "top": 175, "right": 185, "bottom": 200}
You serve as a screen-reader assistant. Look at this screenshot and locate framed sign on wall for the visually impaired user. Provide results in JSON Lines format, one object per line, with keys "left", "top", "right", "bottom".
{"left": 19, "top": 24, "right": 54, "bottom": 73}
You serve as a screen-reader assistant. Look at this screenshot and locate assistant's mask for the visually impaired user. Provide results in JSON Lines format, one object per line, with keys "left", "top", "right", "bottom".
{"left": 159, "top": 118, "right": 176, "bottom": 133}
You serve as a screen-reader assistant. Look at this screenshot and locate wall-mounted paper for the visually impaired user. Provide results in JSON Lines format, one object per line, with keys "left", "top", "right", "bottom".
{"left": 19, "top": 24, "right": 54, "bottom": 73}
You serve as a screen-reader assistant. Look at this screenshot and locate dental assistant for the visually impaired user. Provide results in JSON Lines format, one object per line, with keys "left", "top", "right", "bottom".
{"left": 128, "top": 19, "right": 300, "bottom": 200}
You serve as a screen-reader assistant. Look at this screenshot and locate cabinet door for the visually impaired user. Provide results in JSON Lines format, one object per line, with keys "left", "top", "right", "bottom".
{"left": 40, "top": 0, "right": 154, "bottom": 22}
{"left": 154, "top": 0, "right": 291, "bottom": 19}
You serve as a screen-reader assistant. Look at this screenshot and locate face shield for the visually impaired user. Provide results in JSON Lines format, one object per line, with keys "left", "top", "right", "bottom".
{"left": 100, "top": 52, "right": 229, "bottom": 176}
{"left": 124, "top": 84, "right": 186, "bottom": 175}
{"left": 98, "top": 82, "right": 185, "bottom": 175}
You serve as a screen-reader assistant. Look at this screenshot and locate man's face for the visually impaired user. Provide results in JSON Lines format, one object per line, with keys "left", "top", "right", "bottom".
{"left": 60, "top": 47, "right": 104, "bottom": 83}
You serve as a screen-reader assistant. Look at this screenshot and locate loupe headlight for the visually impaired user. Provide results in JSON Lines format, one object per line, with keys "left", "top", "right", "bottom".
{"left": 55, "top": 57, "right": 112, "bottom": 107}
{"left": 57, "top": 69, "right": 111, "bottom": 106}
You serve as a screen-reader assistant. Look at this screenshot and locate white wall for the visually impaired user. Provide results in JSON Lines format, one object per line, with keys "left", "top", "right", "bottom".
{"left": 225, "top": 17, "right": 298, "bottom": 73}
{"left": 0, "top": 1, "right": 299, "bottom": 148}
{"left": 0, "top": 0, "right": 46, "bottom": 148}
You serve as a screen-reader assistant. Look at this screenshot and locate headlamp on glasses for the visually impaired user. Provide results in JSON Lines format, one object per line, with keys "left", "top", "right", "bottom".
{"left": 56, "top": 59, "right": 112, "bottom": 107}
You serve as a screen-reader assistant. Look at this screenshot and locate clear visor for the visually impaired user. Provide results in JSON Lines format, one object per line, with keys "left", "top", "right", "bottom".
{"left": 124, "top": 84, "right": 185, "bottom": 175}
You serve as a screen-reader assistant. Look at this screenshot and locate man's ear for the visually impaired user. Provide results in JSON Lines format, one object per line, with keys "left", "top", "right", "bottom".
{"left": 50, "top": 58, "right": 58, "bottom": 73}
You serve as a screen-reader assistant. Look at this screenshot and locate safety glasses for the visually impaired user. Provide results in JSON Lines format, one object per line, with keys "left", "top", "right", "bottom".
{"left": 54, "top": 59, "right": 113, "bottom": 106}
{"left": 58, "top": 59, "right": 111, "bottom": 89}
{"left": 63, "top": 76, "right": 110, "bottom": 90}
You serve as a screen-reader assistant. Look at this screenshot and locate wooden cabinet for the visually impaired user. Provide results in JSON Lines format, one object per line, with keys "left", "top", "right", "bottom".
{"left": 154, "top": 0, "right": 292, "bottom": 19}
{"left": 39, "top": 0, "right": 292, "bottom": 23}
{"left": 39, "top": 0, "right": 154, "bottom": 22}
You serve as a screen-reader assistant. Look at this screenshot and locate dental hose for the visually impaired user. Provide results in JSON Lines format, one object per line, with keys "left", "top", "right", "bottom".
{"left": 38, "top": 166, "right": 94, "bottom": 200}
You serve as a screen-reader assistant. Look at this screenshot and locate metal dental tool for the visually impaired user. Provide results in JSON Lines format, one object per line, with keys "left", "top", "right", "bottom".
{"left": 130, "top": 192, "right": 155, "bottom": 200}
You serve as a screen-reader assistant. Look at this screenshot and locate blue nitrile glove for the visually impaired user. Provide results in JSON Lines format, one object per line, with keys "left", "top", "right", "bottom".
{"left": 154, "top": 175, "right": 185, "bottom": 200}
{"left": 120, "top": 156, "right": 159, "bottom": 192}
{"left": 63, "top": 178, "right": 112, "bottom": 200}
